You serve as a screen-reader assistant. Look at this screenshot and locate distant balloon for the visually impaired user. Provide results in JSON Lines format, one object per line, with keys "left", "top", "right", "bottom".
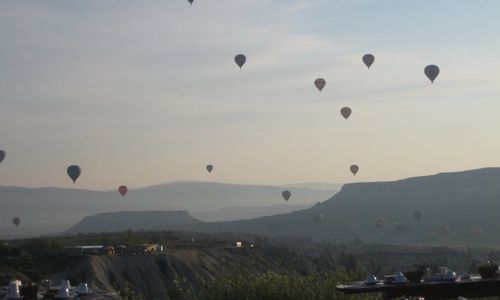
{"left": 350, "top": 165, "right": 359, "bottom": 176}
{"left": 413, "top": 210, "right": 424, "bottom": 222}
{"left": 67, "top": 165, "right": 81, "bottom": 183}
{"left": 473, "top": 227, "right": 483, "bottom": 236}
{"left": 0, "top": 150, "right": 5, "bottom": 164}
{"left": 375, "top": 219, "right": 385, "bottom": 230}
{"left": 12, "top": 217, "right": 20, "bottom": 227}
{"left": 234, "top": 54, "right": 246, "bottom": 69}
{"left": 340, "top": 107, "right": 352, "bottom": 120}
{"left": 424, "top": 65, "right": 440, "bottom": 83}
{"left": 118, "top": 185, "right": 128, "bottom": 197}
{"left": 439, "top": 225, "right": 450, "bottom": 236}
{"left": 206, "top": 165, "right": 214, "bottom": 173}
{"left": 362, "top": 54, "right": 375, "bottom": 69}
{"left": 313, "top": 213, "right": 323, "bottom": 226}
{"left": 187, "top": 0, "right": 194, "bottom": 5}
{"left": 314, "top": 78, "right": 326, "bottom": 92}
{"left": 282, "top": 190, "right": 291, "bottom": 202}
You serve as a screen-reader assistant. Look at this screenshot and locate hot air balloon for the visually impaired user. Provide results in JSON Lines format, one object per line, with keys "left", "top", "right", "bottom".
{"left": 234, "top": 54, "right": 246, "bottom": 69}
{"left": 67, "top": 165, "right": 81, "bottom": 183}
{"left": 282, "top": 190, "right": 291, "bottom": 202}
{"left": 0, "top": 150, "right": 5, "bottom": 164}
{"left": 473, "top": 227, "right": 483, "bottom": 236}
{"left": 424, "top": 65, "right": 440, "bottom": 83}
{"left": 313, "top": 213, "right": 323, "bottom": 226}
{"left": 340, "top": 107, "right": 352, "bottom": 120}
{"left": 375, "top": 219, "right": 385, "bottom": 230}
{"left": 187, "top": 0, "right": 194, "bottom": 5}
{"left": 206, "top": 165, "right": 214, "bottom": 173}
{"left": 350, "top": 165, "right": 359, "bottom": 176}
{"left": 118, "top": 185, "right": 128, "bottom": 197}
{"left": 362, "top": 54, "right": 375, "bottom": 69}
{"left": 439, "top": 225, "right": 450, "bottom": 236}
{"left": 413, "top": 210, "right": 424, "bottom": 222}
{"left": 314, "top": 78, "right": 326, "bottom": 92}
{"left": 12, "top": 217, "right": 20, "bottom": 227}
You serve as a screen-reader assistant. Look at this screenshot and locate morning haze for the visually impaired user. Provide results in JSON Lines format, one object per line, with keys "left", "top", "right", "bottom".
{"left": 0, "top": 1, "right": 499, "bottom": 190}
{"left": 3, "top": 1, "right": 500, "bottom": 299}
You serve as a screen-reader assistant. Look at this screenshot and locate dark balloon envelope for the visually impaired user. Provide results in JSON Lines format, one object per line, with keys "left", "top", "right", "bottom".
{"left": 12, "top": 217, "right": 20, "bottom": 227}
{"left": 413, "top": 210, "right": 424, "bottom": 222}
{"left": 375, "top": 218, "right": 385, "bottom": 230}
{"left": 313, "top": 213, "right": 323, "bottom": 225}
{"left": 118, "top": 185, "right": 128, "bottom": 197}
{"left": 282, "top": 190, "right": 291, "bottom": 202}
{"left": 187, "top": 0, "right": 194, "bottom": 5}
{"left": 473, "top": 227, "right": 483, "bottom": 236}
{"left": 424, "top": 65, "right": 440, "bottom": 83}
{"left": 314, "top": 78, "right": 326, "bottom": 92}
{"left": 439, "top": 225, "right": 450, "bottom": 236}
{"left": 67, "top": 165, "right": 81, "bottom": 183}
{"left": 350, "top": 165, "right": 359, "bottom": 176}
{"left": 362, "top": 54, "right": 375, "bottom": 69}
{"left": 340, "top": 107, "right": 352, "bottom": 120}
{"left": 234, "top": 54, "right": 246, "bottom": 69}
{"left": 0, "top": 150, "right": 5, "bottom": 164}
{"left": 206, "top": 165, "right": 214, "bottom": 173}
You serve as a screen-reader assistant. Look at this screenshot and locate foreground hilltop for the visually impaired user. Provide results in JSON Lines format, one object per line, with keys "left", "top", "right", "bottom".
{"left": 3, "top": 230, "right": 499, "bottom": 299}
{"left": 183, "top": 168, "right": 500, "bottom": 245}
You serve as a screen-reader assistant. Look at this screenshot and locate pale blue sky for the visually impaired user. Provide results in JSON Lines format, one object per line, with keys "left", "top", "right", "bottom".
{"left": 1, "top": 0, "right": 500, "bottom": 189}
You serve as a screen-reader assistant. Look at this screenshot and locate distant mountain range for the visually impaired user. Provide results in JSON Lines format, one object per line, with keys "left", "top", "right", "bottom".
{"left": 191, "top": 204, "right": 311, "bottom": 222}
{"left": 283, "top": 183, "right": 343, "bottom": 191}
{"left": 67, "top": 211, "right": 201, "bottom": 234}
{"left": 181, "top": 168, "right": 500, "bottom": 245}
{"left": 0, "top": 181, "right": 337, "bottom": 238}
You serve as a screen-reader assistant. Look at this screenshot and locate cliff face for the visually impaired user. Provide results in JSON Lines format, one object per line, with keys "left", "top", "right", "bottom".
{"left": 56, "top": 248, "right": 291, "bottom": 299}
{"left": 184, "top": 168, "right": 500, "bottom": 245}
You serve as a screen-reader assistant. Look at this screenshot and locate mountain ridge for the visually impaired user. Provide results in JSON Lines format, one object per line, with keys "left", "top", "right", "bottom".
{"left": 179, "top": 167, "right": 500, "bottom": 245}
{"left": 0, "top": 181, "right": 335, "bottom": 238}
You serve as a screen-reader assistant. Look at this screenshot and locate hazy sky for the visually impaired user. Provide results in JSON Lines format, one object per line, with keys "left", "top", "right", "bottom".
{"left": 1, "top": 0, "right": 500, "bottom": 190}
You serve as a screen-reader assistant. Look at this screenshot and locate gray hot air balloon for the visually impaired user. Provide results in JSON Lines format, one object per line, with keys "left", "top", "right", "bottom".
{"left": 187, "top": 0, "right": 194, "bottom": 5}
{"left": 350, "top": 164, "right": 359, "bottom": 176}
{"left": 0, "top": 150, "right": 5, "bottom": 164}
{"left": 340, "top": 107, "right": 352, "bottom": 120}
{"left": 375, "top": 218, "right": 385, "bottom": 230}
{"left": 473, "top": 227, "right": 483, "bottom": 236}
{"left": 313, "top": 213, "right": 323, "bottom": 226}
{"left": 206, "top": 165, "right": 214, "bottom": 173}
{"left": 12, "top": 217, "right": 20, "bottom": 227}
{"left": 413, "top": 210, "right": 424, "bottom": 222}
{"left": 234, "top": 54, "right": 246, "bottom": 69}
{"left": 314, "top": 78, "right": 326, "bottom": 92}
{"left": 67, "top": 165, "right": 81, "bottom": 183}
{"left": 439, "top": 225, "right": 450, "bottom": 236}
{"left": 424, "top": 65, "right": 440, "bottom": 83}
{"left": 362, "top": 54, "right": 375, "bottom": 69}
{"left": 282, "top": 190, "right": 291, "bottom": 202}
